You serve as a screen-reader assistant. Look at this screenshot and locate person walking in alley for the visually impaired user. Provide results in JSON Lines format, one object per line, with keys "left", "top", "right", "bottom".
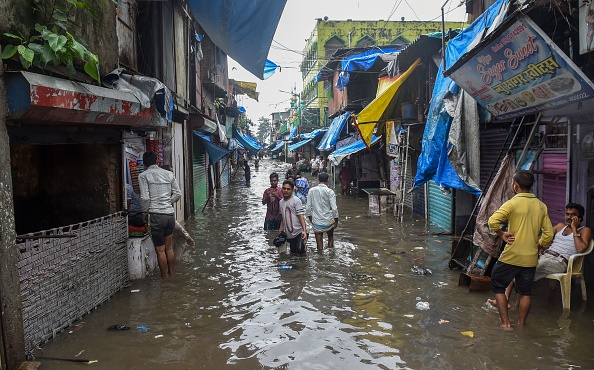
{"left": 244, "top": 161, "right": 251, "bottom": 187}
{"left": 262, "top": 172, "right": 283, "bottom": 230}
{"left": 306, "top": 172, "right": 339, "bottom": 252}
{"left": 338, "top": 160, "right": 354, "bottom": 195}
{"left": 138, "top": 152, "right": 182, "bottom": 278}
{"left": 279, "top": 180, "right": 308, "bottom": 255}
{"left": 487, "top": 170, "right": 553, "bottom": 329}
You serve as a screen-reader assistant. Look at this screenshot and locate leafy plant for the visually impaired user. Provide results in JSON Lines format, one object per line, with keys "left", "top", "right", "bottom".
{"left": 1, "top": 0, "right": 101, "bottom": 83}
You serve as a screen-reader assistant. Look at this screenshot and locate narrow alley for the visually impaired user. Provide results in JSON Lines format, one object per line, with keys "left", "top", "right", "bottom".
{"left": 36, "top": 160, "right": 593, "bottom": 370}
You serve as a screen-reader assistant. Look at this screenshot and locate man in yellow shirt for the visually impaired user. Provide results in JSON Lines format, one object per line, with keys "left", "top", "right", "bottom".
{"left": 488, "top": 170, "right": 554, "bottom": 329}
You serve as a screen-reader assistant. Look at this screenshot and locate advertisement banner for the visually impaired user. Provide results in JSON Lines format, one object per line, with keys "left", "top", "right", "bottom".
{"left": 448, "top": 16, "right": 594, "bottom": 120}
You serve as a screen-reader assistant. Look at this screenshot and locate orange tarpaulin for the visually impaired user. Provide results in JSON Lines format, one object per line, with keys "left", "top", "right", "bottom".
{"left": 354, "top": 58, "right": 421, "bottom": 148}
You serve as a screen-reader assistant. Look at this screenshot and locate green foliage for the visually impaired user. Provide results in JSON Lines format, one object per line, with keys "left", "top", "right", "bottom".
{"left": 256, "top": 117, "right": 272, "bottom": 143}
{"left": 235, "top": 116, "right": 253, "bottom": 131}
{"left": 1, "top": 0, "right": 101, "bottom": 83}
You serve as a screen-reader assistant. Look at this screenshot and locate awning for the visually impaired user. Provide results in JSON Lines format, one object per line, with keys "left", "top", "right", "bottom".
{"left": 193, "top": 131, "right": 230, "bottom": 164}
{"left": 270, "top": 141, "right": 285, "bottom": 152}
{"left": 228, "top": 138, "right": 243, "bottom": 151}
{"left": 233, "top": 80, "right": 259, "bottom": 102}
{"left": 190, "top": 114, "right": 218, "bottom": 133}
{"left": 317, "top": 112, "right": 352, "bottom": 151}
{"left": 232, "top": 127, "right": 260, "bottom": 155}
{"left": 336, "top": 47, "right": 401, "bottom": 91}
{"left": 187, "top": 0, "right": 286, "bottom": 79}
{"left": 5, "top": 71, "right": 161, "bottom": 127}
{"left": 288, "top": 128, "right": 328, "bottom": 151}
{"left": 328, "top": 135, "right": 380, "bottom": 165}
{"left": 354, "top": 58, "right": 421, "bottom": 148}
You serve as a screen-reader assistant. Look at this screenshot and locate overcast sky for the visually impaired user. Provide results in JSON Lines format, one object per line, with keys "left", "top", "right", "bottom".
{"left": 228, "top": 0, "right": 468, "bottom": 126}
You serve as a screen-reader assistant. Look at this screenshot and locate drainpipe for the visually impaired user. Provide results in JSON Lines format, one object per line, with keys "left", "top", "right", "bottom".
{"left": 441, "top": 0, "right": 451, "bottom": 71}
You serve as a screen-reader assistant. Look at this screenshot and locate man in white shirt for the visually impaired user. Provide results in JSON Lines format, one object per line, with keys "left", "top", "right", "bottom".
{"left": 138, "top": 152, "right": 182, "bottom": 278}
{"left": 311, "top": 156, "right": 320, "bottom": 176}
{"left": 305, "top": 172, "right": 339, "bottom": 252}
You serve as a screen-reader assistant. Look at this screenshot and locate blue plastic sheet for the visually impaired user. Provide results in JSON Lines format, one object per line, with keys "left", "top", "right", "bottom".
{"left": 328, "top": 136, "right": 379, "bottom": 165}
{"left": 193, "top": 131, "right": 230, "bottom": 164}
{"left": 270, "top": 141, "right": 284, "bottom": 152}
{"left": 263, "top": 60, "right": 279, "bottom": 80}
{"left": 299, "top": 128, "right": 327, "bottom": 140}
{"left": 288, "top": 127, "right": 298, "bottom": 140}
{"left": 317, "top": 112, "right": 351, "bottom": 151}
{"left": 187, "top": 0, "right": 286, "bottom": 79}
{"left": 336, "top": 47, "right": 400, "bottom": 91}
{"left": 413, "top": 0, "right": 510, "bottom": 196}
{"left": 288, "top": 139, "right": 312, "bottom": 151}
{"left": 232, "top": 127, "right": 261, "bottom": 155}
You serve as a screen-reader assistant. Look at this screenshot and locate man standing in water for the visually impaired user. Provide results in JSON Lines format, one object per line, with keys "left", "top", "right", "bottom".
{"left": 262, "top": 172, "right": 283, "bottom": 230}
{"left": 488, "top": 170, "right": 553, "bottom": 329}
{"left": 306, "top": 172, "right": 339, "bottom": 252}
{"left": 279, "top": 180, "right": 308, "bottom": 254}
{"left": 138, "top": 152, "right": 182, "bottom": 278}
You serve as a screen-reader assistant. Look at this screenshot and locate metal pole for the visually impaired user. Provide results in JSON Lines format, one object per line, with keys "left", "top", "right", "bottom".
{"left": 441, "top": 0, "right": 451, "bottom": 71}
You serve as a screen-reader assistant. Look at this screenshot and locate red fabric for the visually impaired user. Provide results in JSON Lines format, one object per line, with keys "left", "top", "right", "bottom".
{"left": 128, "top": 225, "right": 148, "bottom": 234}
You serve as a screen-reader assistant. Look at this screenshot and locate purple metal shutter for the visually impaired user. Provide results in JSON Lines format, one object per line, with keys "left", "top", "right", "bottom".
{"left": 541, "top": 152, "right": 567, "bottom": 225}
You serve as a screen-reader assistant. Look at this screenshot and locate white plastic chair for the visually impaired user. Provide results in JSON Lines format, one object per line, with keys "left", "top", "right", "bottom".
{"left": 545, "top": 240, "right": 594, "bottom": 311}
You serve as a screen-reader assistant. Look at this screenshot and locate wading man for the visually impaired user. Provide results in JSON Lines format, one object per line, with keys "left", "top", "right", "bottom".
{"left": 305, "top": 172, "right": 339, "bottom": 252}
{"left": 488, "top": 170, "right": 553, "bottom": 329}
{"left": 138, "top": 152, "right": 182, "bottom": 278}
{"left": 262, "top": 172, "right": 283, "bottom": 230}
{"left": 279, "top": 180, "right": 308, "bottom": 255}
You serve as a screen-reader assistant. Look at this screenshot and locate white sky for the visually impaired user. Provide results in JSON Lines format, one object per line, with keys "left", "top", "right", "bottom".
{"left": 229, "top": 0, "right": 468, "bottom": 126}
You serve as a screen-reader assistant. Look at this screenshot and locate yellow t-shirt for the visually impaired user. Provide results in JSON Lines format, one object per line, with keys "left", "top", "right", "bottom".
{"left": 488, "top": 193, "right": 554, "bottom": 267}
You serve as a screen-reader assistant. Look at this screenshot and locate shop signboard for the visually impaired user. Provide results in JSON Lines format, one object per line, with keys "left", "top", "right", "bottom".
{"left": 447, "top": 16, "right": 594, "bottom": 120}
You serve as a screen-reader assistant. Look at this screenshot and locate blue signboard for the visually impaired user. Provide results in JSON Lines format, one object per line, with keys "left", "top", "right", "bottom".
{"left": 448, "top": 16, "right": 594, "bottom": 120}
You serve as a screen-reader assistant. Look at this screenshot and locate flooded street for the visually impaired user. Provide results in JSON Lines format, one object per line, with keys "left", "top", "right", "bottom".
{"left": 38, "top": 160, "right": 593, "bottom": 369}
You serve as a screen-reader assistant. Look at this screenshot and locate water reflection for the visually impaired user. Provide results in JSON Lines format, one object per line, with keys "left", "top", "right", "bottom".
{"left": 36, "top": 159, "right": 594, "bottom": 369}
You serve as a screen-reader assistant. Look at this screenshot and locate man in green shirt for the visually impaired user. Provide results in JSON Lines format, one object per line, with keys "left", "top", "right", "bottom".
{"left": 488, "top": 170, "right": 554, "bottom": 329}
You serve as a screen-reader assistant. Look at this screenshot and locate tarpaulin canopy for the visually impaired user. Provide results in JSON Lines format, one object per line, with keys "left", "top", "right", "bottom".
{"left": 270, "top": 141, "right": 285, "bottom": 152}
{"left": 413, "top": 0, "right": 511, "bottom": 196}
{"left": 193, "top": 131, "right": 230, "bottom": 164}
{"left": 354, "top": 58, "right": 421, "bottom": 148}
{"left": 228, "top": 138, "right": 242, "bottom": 150}
{"left": 232, "top": 127, "right": 261, "bottom": 155}
{"left": 233, "top": 81, "right": 259, "bottom": 102}
{"left": 328, "top": 135, "right": 380, "bottom": 165}
{"left": 317, "top": 112, "right": 352, "bottom": 151}
{"left": 187, "top": 0, "right": 286, "bottom": 80}
{"left": 288, "top": 128, "right": 328, "bottom": 151}
{"left": 336, "top": 47, "right": 401, "bottom": 91}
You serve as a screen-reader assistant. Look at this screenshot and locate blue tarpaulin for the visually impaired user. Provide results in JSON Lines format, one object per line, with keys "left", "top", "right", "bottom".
{"left": 187, "top": 0, "right": 286, "bottom": 79}
{"left": 317, "top": 112, "right": 351, "bottom": 151}
{"left": 263, "top": 60, "right": 279, "bottom": 80}
{"left": 336, "top": 47, "right": 400, "bottom": 91}
{"left": 228, "top": 138, "right": 242, "bottom": 150}
{"left": 328, "top": 135, "right": 380, "bottom": 165}
{"left": 289, "top": 128, "right": 328, "bottom": 151}
{"left": 193, "top": 131, "right": 230, "bottom": 164}
{"left": 413, "top": 0, "right": 510, "bottom": 196}
{"left": 270, "top": 141, "right": 284, "bottom": 152}
{"left": 232, "top": 127, "right": 261, "bottom": 155}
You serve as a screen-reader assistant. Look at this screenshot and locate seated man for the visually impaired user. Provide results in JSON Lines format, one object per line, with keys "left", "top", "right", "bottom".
{"left": 488, "top": 202, "right": 591, "bottom": 307}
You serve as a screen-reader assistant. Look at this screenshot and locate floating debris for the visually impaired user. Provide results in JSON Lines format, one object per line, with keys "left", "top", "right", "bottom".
{"left": 438, "top": 319, "right": 449, "bottom": 324}
{"left": 461, "top": 331, "right": 474, "bottom": 338}
{"left": 411, "top": 265, "right": 432, "bottom": 275}
{"left": 136, "top": 325, "right": 149, "bottom": 332}
{"left": 349, "top": 272, "right": 374, "bottom": 281}
{"left": 384, "top": 273, "right": 395, "bottom": 279}
{"left": 107, "top": 325, "right": 130, "bottom": 331}
{"left": 416, "top": 302, "right": 430, "bottom": 310}
{"left": 390, "top": 250, "right": 406, "bottom": 255}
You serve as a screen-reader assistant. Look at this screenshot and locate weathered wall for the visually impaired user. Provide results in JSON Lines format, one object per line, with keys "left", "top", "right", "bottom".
{"left": 0, "top": 0, "right": 119, "bottom": 78}
{"left": 0, "top": 61, "right": 26, "bottom": 370}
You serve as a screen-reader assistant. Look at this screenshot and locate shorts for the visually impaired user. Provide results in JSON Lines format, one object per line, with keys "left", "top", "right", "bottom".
{"left": 287, "top": 235, "right": 307, "bottom": 254}
{"left": 264, "top": 219, "right": 281, "bottom": 231}
{"left": 534, "top": 253, "right": 567, "bottom": 281}
{"left": 491, "top": 261, "right": 536, "bottom": 295}
{"left": 148, "top": 213, "right": 175, "bottom": 246}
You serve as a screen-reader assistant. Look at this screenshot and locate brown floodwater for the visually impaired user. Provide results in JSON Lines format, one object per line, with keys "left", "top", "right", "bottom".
{"left": 36, "top": 159, "right": 594, "bottom": 369}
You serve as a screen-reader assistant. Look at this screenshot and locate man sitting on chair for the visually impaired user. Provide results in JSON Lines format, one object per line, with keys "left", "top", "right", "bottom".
{"left": 489, "top": 202, "right": 592, "bottom": 307}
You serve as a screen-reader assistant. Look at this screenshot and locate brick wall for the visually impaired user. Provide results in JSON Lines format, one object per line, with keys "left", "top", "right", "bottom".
{"left": 16, "top": 212, "right": 129, "bottom": 354}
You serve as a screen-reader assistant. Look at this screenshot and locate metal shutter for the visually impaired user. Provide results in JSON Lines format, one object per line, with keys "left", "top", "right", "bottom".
{"left": 541, "top": 152, "right": 567, "bottom": 225}
{"left": 428, "top": 180, "right": 453, "bottom": 232}
{"left": 192, "top": 136, "right": 208, "bottom": 212}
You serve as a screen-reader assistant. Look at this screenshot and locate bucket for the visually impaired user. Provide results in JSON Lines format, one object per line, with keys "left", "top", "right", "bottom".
{"left": 401, "top": 102, "right": 416, "bottom": 122}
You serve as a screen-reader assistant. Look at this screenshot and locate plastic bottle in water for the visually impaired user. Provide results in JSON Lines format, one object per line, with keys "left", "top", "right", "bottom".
{"left": 279, "top": 265, "right": 293, "bottom": 270}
